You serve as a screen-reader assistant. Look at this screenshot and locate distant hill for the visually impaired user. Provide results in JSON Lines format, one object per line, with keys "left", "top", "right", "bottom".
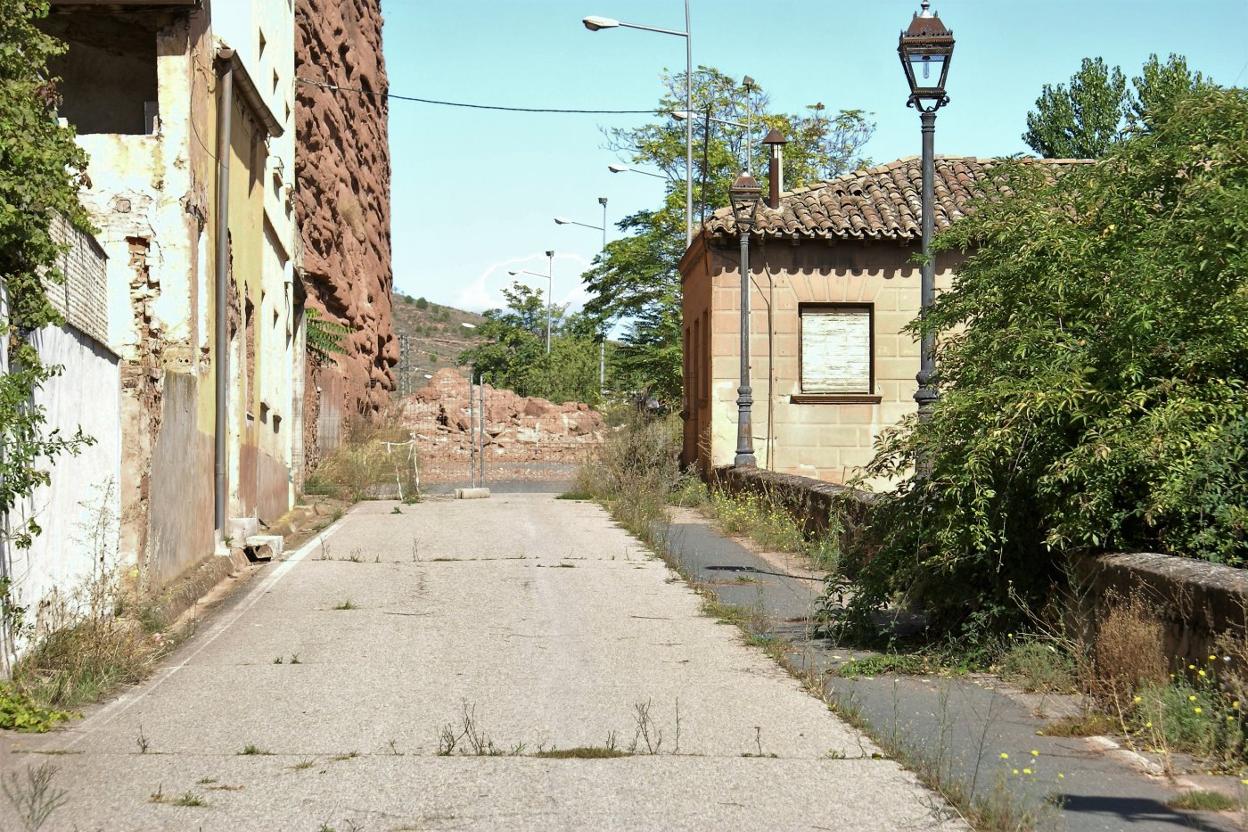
{"left": 391, "top": 293, "right": 486, "bottom": 395}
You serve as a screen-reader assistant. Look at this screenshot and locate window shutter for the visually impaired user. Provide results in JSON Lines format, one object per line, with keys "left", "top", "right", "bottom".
{"left": 801, "top": 307, "right": 871, "bottom": 394}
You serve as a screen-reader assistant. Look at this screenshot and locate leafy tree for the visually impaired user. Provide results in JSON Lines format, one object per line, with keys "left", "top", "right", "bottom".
{"left": 458, "top": 282, "right": 602, "bottom": 404}
{"left": 850, "top": 87, "right": 1248, "bottom": 637}
{"left": 1023, "top": 57, "right": 1128, "bottom": 158}
{"left": 584, "top": 67, "right": 875, "bottom": 405}
{"left": 1023, "top": 54, "right": 1213, "bottom": 158}
{"left": 0, "top": 0, "right": 93, "bottom": 552}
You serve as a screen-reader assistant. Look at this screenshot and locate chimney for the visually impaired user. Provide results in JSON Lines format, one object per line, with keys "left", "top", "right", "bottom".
{"left": 762, "top": 128, "right": 788, "bottom": 209}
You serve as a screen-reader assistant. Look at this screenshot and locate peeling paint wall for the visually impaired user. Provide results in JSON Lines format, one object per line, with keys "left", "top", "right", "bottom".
{"left": 45, "top": 2, "right": 300, "bottom": 593}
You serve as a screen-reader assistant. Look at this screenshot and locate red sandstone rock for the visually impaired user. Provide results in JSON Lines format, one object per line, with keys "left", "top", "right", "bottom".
{"left": 295, "top": 0, "right": 395, "bottom": 467}
{"left": 400, "top": 369, "right": 605, "bottom": 482}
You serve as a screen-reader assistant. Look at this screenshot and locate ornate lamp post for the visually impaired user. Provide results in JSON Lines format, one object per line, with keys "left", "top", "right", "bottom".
{"left": 729, "top": 172, "right": 761, "bottom": 467}
{"left": 898, "top": 0, "right": 954, "bottom": 424}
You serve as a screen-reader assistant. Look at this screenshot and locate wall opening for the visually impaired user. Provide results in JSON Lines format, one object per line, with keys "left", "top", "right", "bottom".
{"left": 44, "top": 13, "right": 160, "bottom": 135}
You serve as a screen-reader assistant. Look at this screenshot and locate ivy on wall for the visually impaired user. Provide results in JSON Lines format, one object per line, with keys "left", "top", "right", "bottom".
{"left": 0, "top": 0, "right": 94, "bottom": 553}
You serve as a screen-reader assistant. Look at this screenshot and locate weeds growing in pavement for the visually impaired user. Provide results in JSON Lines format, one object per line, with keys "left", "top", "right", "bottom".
{"left": 628, "top": 699, "right": 663, "bottom": 754}
{"left": 332, "top": 600, "right": 357, "bottom": 611}
{"left": 437, "top": 700, "right": 504, "bottom": 756}
{"left": 238, "top": 744, "right": 272, "bottom": 756}
{"left": 1166, "top": 790, "right": 1239, "bottom": 812}
{"left": 3, "top": 763, "right": 67, "bottom": 832}
{"left": 135, "top": 724, "right": 149, "bottom": 754}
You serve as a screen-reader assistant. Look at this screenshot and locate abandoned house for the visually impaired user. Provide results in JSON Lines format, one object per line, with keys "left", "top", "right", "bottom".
{"left": 680, "top": 154, "right": 1086, "bottom": 487}
{"left": 41, "top": 0, "right": 303, "bottom": 594}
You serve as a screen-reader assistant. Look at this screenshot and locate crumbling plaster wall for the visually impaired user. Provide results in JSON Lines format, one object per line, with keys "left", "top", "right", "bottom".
{"left": 294, "top": 0, "right": 396, "bottom": 470}
{"left": 68, "top": 8, "right": 218, "bottom": 590}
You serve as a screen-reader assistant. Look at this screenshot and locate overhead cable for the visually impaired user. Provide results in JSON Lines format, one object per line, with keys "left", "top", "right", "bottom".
{"left": 297, "top": 77, "right": 656, "bottom": 115}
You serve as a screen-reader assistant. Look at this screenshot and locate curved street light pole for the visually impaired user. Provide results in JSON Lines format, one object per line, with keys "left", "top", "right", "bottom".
{"left": 584, "top": 4, "right": 692, "bottom": 245}
{"left": 553, "top": 199, "right": 611, "bottom": 392}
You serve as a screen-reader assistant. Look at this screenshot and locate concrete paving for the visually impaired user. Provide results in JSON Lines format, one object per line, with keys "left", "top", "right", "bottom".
{"left": 0, "top": 495, "right": 962, "bottom": 831}
{"left": 662, "top": 509, "right": 1244, "bottom": 832}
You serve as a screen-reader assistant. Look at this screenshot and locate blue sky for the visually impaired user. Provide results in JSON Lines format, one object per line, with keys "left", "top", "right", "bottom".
{"left": 383, "top": 0, "right": 1247, "bottom": 313}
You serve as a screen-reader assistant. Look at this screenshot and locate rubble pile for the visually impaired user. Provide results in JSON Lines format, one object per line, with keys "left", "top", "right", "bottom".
{"left": 402, "top": 369, "right": 605, "bottom": 481}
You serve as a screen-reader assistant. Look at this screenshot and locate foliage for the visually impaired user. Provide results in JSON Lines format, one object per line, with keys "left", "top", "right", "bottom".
{"left": 303, "top": 409, "right": 417, "bottom": 502}
{"left": 458, "top": 281, "right": 603, "bottom": 404}
{"left": 573, "top": 412, "right": 684, "bottom": 545}
{"left": 849, "top": 87, "right": 1248, "bottom": 636}
{"left": 0, "top": 683, "right": 68, "bottom": 732}
{"left": 0, "top": 0, "right": 93, "bottom": 553}
{"left": 1023, "top": 53, "right": 1212, "bottom": 158}
{"left": 997, "top": 640, "right": 1075, "bottom": 694}
{"left": 582, "top": 67, "right": 875, "bottom": 405}
{"left": 708, "top": 488, "right": 840, "bottom": 569}
{"left": 305, "top": 307, "right": 350, "bottom": 366}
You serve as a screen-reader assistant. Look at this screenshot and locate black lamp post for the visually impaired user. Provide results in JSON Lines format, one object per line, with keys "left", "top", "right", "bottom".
{"left": 730, "top": 172, "right": 762, "bottom": 468}
{"left": 898, "top": 0, "right": 954, "bottom": 426}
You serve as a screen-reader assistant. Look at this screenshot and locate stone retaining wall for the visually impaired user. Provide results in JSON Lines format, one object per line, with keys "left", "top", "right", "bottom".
{"left": 713, "top": 466, "right": 1248, "bottom": 663}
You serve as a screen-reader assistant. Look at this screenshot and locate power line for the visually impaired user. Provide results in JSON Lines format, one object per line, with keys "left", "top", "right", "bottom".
{"left": 297, "top": 77, "right": 656, "bottom": 115}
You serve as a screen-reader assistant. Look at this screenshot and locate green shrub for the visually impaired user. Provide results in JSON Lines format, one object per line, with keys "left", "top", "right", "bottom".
{"left": 0, "top": 684, "right": 70, "bottom": 733}
{"left": 848, "top": 87, "right": 1248, "bottom": 636}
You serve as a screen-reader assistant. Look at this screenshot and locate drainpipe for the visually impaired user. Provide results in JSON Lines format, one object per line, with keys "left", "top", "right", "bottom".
{"left": 214, "top": 49, "right": 234, "bottom": 537}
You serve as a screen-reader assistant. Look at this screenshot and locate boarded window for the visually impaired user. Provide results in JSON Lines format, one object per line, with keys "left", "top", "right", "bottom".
{"left": 800, "top": 306, "right": 872, "bottom": 394}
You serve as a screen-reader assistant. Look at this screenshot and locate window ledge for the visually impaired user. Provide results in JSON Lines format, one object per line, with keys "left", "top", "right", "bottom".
{"left": 790, "top": 394, "right": 882, "bottom": 405}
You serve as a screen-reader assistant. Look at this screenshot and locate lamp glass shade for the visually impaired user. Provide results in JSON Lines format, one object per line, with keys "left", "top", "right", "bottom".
{"left": 898, "top": 10, "right": 954, "bottom": 102}
{"left": 729, "top": 173, "right": 762, "bottom": 232}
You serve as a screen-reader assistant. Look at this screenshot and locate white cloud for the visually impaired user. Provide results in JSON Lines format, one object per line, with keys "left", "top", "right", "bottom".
{"left": 453, "top": 251, "right": 593, "bottom": 313}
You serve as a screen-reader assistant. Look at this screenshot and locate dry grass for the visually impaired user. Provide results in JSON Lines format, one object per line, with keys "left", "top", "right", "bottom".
{"left": 1092, "top": 594, "right": 1167, "bottom": 705}
{"left": 304, "top": 407, "right": 419, "bottom": 502}
{"left": 12, "top": 567, "right": 169, "bottom": 714}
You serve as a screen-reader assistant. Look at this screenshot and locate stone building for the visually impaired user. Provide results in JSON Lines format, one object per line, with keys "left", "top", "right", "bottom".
{"left": 680, "top": 156, "right": 1084, "bottom": 487}
{"left": 42, "top": 0, "right": 302, "bottom": 591}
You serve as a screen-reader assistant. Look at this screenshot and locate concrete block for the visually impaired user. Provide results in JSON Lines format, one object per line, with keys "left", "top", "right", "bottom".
{"left": 227, "top": 516, "right": 260, "bottom": 543}
{"left": 455, "top": 487, "right": 491, "bottom": 500}
{"left": 245, "top": 534, "right": 284, "bottom": 561}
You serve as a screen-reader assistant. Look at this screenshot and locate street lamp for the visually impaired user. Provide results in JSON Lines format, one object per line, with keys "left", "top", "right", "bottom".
{"left": 608, "top": 163, "right": 666, "bottom": 179}
{"left": 729, "top": 171, "right": 761, "bottom": 468}
{"left": 508, "top": 249, "right": 556, "bottom": 354}
{"left": 553, "top": 198, "right": 610, "bottom": 391}
{"left": 672, "top": 75, "right": 757, "bottom": 175}
{"left": 899, "top": 0, "right": 954, "bottom": 432}
{"left": 584, "top": 4, "right": 693, "bottom": 245}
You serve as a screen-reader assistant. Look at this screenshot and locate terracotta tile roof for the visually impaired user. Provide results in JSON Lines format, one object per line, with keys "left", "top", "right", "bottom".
{"left": 704, "top": 156, "right": 1091, "bottom": 241}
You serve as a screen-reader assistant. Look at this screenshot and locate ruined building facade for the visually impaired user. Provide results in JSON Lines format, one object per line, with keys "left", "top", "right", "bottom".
{"left": 294, "top": 0, "right": 396, "bottom": 470}
{"left": 44, "top": 0, "right": 303, "bottom": 592}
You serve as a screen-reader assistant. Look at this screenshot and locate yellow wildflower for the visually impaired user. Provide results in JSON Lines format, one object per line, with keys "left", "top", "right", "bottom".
{"left": 1194, "top": 707, "right": 1203, "bottom": 715}
{"left": 999, "top": 753, "right": 1008, "bottom": 760}
{"left": 1023, "top": 768, "right": 1033, "bottom": 775}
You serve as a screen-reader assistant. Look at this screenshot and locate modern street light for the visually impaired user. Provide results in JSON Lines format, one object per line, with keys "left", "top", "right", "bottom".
{"left": 607, "top": 163, "right": 666, "bottom": 179}
{"left": 584, "top": 4, "right": 693, "bottom": 245}
{"left": 672, "top": 75, "right": 757, "bottom": 175}
{"left": 508, "top": 249, "right": 555, "bottom": 354}
{"left": 898, "top": 0, "right": 954, "bottom": 433}
{"left": 553, "top": 198, "right": 610, "bottom": 392}
{"left": 729, "top": 172, "right": 761, "bottom": 468}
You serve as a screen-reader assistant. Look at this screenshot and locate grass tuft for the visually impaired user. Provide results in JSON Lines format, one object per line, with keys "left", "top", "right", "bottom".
{"left": 1166, "top": 790, "right": 1239, "bottom": 812}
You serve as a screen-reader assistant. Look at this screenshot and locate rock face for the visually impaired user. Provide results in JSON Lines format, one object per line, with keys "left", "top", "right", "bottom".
{"left": 294, "top": 0, "right": 396, "bottom": 461}
{"left": 402, "top": 369, "right": 606, "bottom": 482}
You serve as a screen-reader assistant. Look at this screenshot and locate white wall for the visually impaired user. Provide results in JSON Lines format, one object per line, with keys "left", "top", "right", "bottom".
{"left": 6, "top": 324, "right": 122, "bottom": 635}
